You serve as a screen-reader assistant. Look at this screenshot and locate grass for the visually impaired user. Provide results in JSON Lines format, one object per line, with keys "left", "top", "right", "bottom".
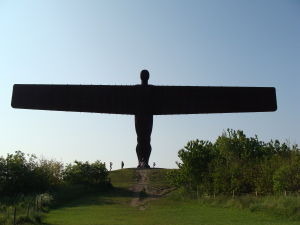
{"left": 43, "top": 168, "right": 300, "bottom": 224}
{"left": 107, "top": 168, "right": 138, "bottom": 188}
{"left": 173, "top": 191, "right": 300, "bottom": 220}
{"left": 0, "top": 183, "right": 111, "bottom": 224}
{"left": 43, "top": 190, "right": 299, "bottom": 225}
{"left": 107, "top": 168, "right": 173, "bottom": 186}
{"left": 0, "top": 194, "right": 48, "bottom": 225}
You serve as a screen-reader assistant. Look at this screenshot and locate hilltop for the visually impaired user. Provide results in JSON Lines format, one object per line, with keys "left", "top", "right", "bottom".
{"left": 108, "top": 168, "right": 175, "bottom": 210}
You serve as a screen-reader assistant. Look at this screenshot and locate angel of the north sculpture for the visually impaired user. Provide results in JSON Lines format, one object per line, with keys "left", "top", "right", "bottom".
{"left": 11, "top": 70, "right": 277, "bottom": 168}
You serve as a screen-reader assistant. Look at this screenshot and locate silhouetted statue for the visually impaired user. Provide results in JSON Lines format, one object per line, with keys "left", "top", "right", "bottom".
{"left": 11, "top": 70, "right": 277, "bottom": 168}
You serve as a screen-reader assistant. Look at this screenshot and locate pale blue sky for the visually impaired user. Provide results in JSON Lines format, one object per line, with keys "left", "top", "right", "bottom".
{"left": 1, "top": 0, "right": 299, "bottom": 169}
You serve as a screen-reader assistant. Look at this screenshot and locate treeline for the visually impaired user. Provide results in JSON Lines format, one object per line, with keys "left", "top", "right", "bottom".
{"left": 0, "top": 151, "right": 109, "bottom": 196}
{"left": 168, "top": 129, "right": 300, "bottom": 195}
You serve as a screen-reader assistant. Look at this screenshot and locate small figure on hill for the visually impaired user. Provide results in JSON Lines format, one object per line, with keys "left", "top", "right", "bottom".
{"left": 110, "top": 162, "right": 113, "bottom": 171}
{"left": 153, "top": 162, "right": 156, "bottom": 168}
{"left": 121, "top": 161, "right": 124, "bottom": 169}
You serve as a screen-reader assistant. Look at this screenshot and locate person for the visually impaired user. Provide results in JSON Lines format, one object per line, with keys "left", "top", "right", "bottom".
{"left": 110, "top": 162, "right": 113, "bottom": 171}
{"left": 121, "top": 161, "right": 124, "bottom": 169}
{"left": 153, "top": 162, "right": 156, "bottom": 168}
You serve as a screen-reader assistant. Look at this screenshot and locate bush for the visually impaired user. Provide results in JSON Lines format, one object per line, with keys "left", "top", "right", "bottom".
{"left": 0, "top": 151, "right": 64, "bottom": 196}
{"left": 168, "top": 129, "right": 300, "bottom": 196}
{"left": 63, "top": 160, "right": 108, "bottom": 185}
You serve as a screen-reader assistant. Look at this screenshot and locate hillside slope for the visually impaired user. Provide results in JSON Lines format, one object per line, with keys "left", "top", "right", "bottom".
{"left": 44, "top": 168, "right": 298, "bottom": 225}
{"left": 109, "top": 168, "right": 175, "bottom": 210}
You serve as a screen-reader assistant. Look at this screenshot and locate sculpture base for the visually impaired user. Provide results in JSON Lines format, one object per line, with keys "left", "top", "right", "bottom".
{"left": 137, "top": 164, "right": 150, "bottom": 169}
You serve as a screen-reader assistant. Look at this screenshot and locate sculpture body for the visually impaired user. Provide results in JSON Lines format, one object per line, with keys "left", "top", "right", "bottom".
{"left": 135, "top": 114, "right": 152, "bottom": 167}
{"left": 11, "top": 70, "right": 277, "bottom": 167}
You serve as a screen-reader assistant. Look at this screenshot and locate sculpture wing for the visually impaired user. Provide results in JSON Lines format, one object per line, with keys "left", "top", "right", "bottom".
{"left": 12, "top": 84, "right": 277, "bottom": 115}
{"left": 11, "top": 84, "right": 137, "bottom": 115}
{"left": 151, "top": 86, "right": 277, "bottom": 115}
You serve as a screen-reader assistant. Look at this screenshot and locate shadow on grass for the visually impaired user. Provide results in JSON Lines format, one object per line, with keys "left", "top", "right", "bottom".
{"left": 50, "top": 187, "right": 135, "bottom": 209}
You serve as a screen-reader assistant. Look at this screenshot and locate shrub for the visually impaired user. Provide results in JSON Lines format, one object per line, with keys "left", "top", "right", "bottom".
{"left": 0, "top": 151, "right": 64, "bottom": 196}
{"left": 168, "top": 129, "right": 300, "bottom": 196}
{"left": 63, "top": 160, "right": 108, "bottom": 185}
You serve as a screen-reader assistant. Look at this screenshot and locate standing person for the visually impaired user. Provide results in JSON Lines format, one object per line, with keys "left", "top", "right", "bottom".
{"left": 121, "top": 161, "right": 124, "bottom": 169}
{"left": 153, "top": 162, "right": 156, "bottom": 168}
{"left": 110, "top": 162, "right": 113, "bottom": 171}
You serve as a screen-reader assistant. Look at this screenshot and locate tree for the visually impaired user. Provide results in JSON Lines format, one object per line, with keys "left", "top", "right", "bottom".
{"left": 167, "top": 140, "right": 215, "bottom": 193}
{"left": 213, "top": 129, "right": 267, "bottom": 193}
{"left": 273, "top": 144, "right": 300, "bottom": 193}
{"left": 0, "top": 151, "right": 65, "bottom": 196}
{"left": 63, "top": 160, "right": 108, "bottom": 185}
{"left": 168, "top": 129, "right": 300, "bottom": 196}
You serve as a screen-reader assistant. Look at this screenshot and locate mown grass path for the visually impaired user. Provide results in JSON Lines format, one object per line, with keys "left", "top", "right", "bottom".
{"left": 44, "top": 169, "right": 299, "bottom": 225}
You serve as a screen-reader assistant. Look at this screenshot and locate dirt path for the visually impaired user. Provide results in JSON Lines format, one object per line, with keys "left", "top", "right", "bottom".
{"left": 130, "top": 169, "right": 174, "bottom": 210}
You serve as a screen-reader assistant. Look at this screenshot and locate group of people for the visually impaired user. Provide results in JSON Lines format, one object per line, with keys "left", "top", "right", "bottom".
{"left": 109, "top": 161, "right": 125, "bottom": 170}
{"left": 104, "top": 161, "right": 156, "bottom": 170}
{"left": 106, "top": 161, "right": 124, "bottom": 171}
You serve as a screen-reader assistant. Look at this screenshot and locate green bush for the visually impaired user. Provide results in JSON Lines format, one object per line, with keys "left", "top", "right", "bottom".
{"left": 0, "top": 151, "right": 109, "bottom": 197}
{"left": 168, "top": 129, "right": 300, "bottom": 196}
{"left": 63, "top": 160, "right": 108, "bottom": 185}
{"left": 0, "top": 151, "right": 64, "bottom": 196}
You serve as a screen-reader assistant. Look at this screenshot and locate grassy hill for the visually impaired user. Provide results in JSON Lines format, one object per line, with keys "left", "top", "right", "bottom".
{"left": 43, "top": 168, "right": 299, "bottom": 225}
{"left": 108, "top": 168, "right": 174, "bottom": 190}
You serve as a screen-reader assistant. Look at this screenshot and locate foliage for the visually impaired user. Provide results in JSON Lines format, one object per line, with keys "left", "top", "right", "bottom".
{"left": 0, "top": 151, "right": 110, "bottom": 224}
{"left": 63, "top": 160, "right": 108, "bottom": 185}
{"left": 0, "top": 151, "right": 110, "bottom": 197}
{"left": 0, "top": 151, "right": 64, "bottom": 196}
{"left": 168, "top": 129, "right": 300, "bottom": 195}
{"left": 0, "top": 192, "right": 52, "bottom": 225}
{"left": 168, "top": 140, "right": 215, "bottom": 193}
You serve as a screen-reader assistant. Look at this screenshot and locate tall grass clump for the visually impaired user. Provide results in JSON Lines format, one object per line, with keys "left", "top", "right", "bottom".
{"left": 249, "top": 196, "right": 300, "bottom": 219}
{"left": 0, "top": 193, "right": 51, "bottom": 224}
{"left": 169, "top": 190, "right": 300, "bottom": 220}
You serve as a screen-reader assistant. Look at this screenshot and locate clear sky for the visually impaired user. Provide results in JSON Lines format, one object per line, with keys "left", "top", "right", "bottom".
{"left": 1, "top": 0, "right": 299, "bottom": 169}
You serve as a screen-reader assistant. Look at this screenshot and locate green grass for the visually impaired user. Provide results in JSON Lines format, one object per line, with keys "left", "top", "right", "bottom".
{"left": 43, "top": 190, "right": 299, "bottom": 225}
{"left": 107, "top": 168, "right": 138, "bottom": 188}
{"left": 43, "top": 168, "right": 300, "bottom": 225}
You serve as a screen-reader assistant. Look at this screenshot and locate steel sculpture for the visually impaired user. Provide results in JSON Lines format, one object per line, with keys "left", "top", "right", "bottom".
{"left": 11, "top": 70, "right": 277, "bottom": 168}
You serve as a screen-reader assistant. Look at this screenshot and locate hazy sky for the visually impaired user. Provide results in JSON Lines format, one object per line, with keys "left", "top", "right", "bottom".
{"left": 1, "top": 0, "right": 299, "bottom": 169}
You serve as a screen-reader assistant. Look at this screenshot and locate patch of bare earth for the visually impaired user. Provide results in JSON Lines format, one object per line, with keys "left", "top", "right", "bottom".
{"left": 130, "top": 169, "right": 175, "bottom": 210}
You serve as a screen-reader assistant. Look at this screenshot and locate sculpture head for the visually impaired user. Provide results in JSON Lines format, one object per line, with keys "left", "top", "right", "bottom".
{"left": 140, "top": 70, "right": 149, "bottom": 85}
